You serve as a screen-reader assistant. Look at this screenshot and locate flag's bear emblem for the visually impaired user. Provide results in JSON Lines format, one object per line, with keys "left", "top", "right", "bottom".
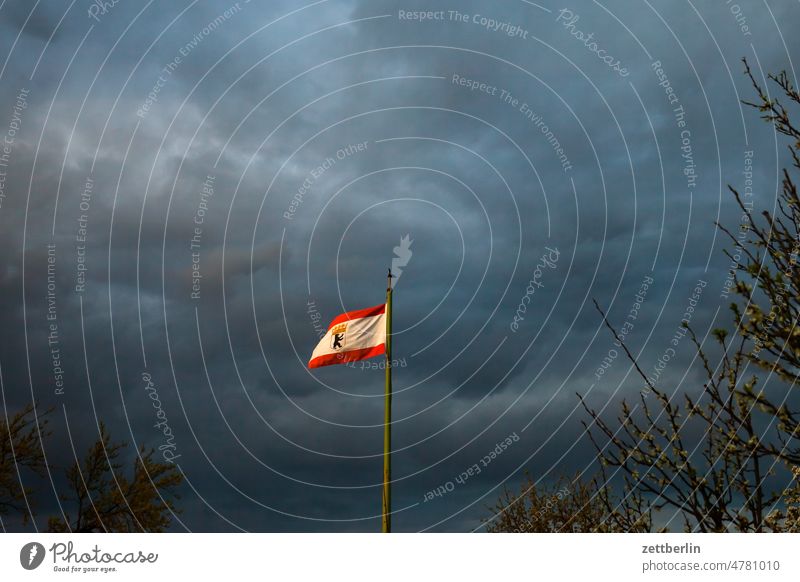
{"left": 330, "top": 323, "right": 347, "bottom": 351}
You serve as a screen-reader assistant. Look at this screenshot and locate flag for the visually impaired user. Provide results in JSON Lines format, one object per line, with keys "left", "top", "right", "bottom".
{"left": 308, "top": 303, "right": 387, "bottom": 368}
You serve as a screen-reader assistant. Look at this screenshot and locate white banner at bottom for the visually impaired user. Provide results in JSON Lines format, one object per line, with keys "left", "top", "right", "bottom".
{"left": 1, "top": 533, "right": 798, "bottom": 581}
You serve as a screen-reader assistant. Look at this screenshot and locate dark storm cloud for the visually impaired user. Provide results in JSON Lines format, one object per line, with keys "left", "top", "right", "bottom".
{"left": 1, "top": 0, "right": 798, "bottom": 531}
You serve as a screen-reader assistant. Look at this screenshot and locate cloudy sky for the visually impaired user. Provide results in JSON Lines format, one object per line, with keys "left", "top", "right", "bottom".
{"left": 0, "top": 0, "right": 798, "bottom": 532}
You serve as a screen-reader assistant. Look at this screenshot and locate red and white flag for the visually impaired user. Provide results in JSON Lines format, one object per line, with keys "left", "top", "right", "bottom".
{"left": 308, "top": 304, "right": 387, "bottom": 368}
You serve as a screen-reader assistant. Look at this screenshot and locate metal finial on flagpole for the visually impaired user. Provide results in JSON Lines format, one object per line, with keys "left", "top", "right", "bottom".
{"left": 382, "top": 268, "right": 393, "bottom": 533}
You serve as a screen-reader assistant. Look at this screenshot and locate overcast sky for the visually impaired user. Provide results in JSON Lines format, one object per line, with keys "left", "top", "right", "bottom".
{"left": 1, "top": 0, "right": 798, "bottom": 532}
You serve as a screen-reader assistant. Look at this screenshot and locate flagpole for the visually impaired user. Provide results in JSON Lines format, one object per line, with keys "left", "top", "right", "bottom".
{"left": 382, "top": 269, "right": 393, "bottom": 533}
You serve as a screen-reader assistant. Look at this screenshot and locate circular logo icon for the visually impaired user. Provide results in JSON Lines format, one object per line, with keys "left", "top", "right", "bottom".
{"left": 20, "top": 542, "right": 46, "bottom": 570}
